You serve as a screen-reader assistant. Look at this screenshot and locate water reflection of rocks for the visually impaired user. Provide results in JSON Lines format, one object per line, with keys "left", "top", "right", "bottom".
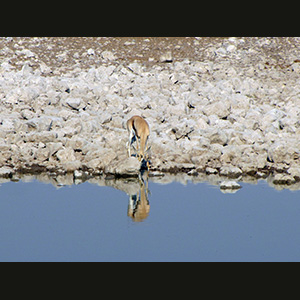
{"left": 1, "top": 170, "right": 300, "bottom": 203}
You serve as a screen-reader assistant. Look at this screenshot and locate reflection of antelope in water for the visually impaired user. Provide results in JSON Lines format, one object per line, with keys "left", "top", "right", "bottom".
{"left": 126, "top": 115, "right": 150, "bottom": 163}
{"left": 127, "top": 170, "right": 150, "bottom": 222}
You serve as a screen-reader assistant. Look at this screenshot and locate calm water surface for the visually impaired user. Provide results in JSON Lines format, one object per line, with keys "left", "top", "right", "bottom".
{"left": 0, "top": 174, "right": 300, "bottom": 262}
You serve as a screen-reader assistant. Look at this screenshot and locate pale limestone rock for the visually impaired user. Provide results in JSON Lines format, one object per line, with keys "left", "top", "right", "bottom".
{"left": 112, "top": 157, "right": 141, "bottom": 177}
{"left": 56, "top": 147, "right": 76, "bottom": 163}
{"left": 219, "top": 165, "right": 242, "bottom": 178}
{"left": 220, "top": 181, "right": 241, "bottom": 190}
{"left": 0, "top": 166, "right": 14, "bottom": 177}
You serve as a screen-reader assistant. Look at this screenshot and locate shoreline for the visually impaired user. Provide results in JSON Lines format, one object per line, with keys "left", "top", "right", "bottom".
{"left": 1, "top": 165, "right": 299, "bottom": 192}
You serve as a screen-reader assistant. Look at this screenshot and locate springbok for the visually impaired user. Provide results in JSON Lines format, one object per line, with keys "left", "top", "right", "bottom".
{"left": 126, "top": 115, "right": 150, "bottom": 162}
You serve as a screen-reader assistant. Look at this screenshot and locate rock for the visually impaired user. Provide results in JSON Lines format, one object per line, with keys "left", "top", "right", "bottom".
{"left": 87, "top": 48, "right": 95, "bottom": 55}
{"left": 84, "top": 158, "right": 103, "bottom": 170}
{"left": 206, "top": 128, "right": 228, "bottom": 146}
{"left": 39, "top": 62, "right": 52, "bottom": 74}
{"left": 0, "top": 166, "right": 14, "bottom": 177}
{"left": 205, "top": 167, "right": 218, "bottom": 174}
{"left": 66, "top": 97, "right": 81, "bottom": 110}
{"left": 272, "top": 173, "right": 296, "bottom": 185}
{"left": 25, "top": 132, "right": 58, "bottom": 143}
{"left": 58, "top": 109, "right": 75, "bottom": 121}
{"left": 226, "top": 44, "right": 236, "bottom": 52}
{"left": 159, "top": 51, "right": 173, "bottom": 63}
{"left": 220, "top": 181, "right": 241, "bottom": 190}
{"left": 21, "top": 63, "right": 34, "bottom": 76}
{"left": 25, "top": 116, "right": 54, "bottom": 131}
{"left": 202, "top": 101, "right": 231, "bottom": 119}
{"left": 85, "top": 148, "right": 117, "bottom": 171}
{"left": 113, "top": 157, "right": 141, "bottom": 177}
{"left": 187, "top": 169, "right": 198, "bottom": 176}
{"left": 197, "top": 118, "right": 209, "bottom": 129}
{"left": 74, "top": 169, "right": 83, "bottom": 178}
{"left": 55, "top": 147, "right": 76, "bottom": 163}
{"left": 34, "top": 147, "right": 50, "bottom": 162}
{"left": 220, "top": 145, "right": 241, "bottom": 163}
{"left": 65, "top": 136, "right": 87, "bottom": 151}
{"left": 287, "top": 167, "right": 300, "bottom": 181}
{"left": 101, "top": 50, "right": 116, "bottom": 60}
{"left": 74, "top": 169, "right": 90, "bottom": 179}
{"left": 267, "top": 142, "right": 300, "bottom": 165}
{"left": 21, "top": 109, "right": 35, "bottom": 120}
{"left": 62, "top": 161, "right": 82, "bottom": 172}
{"left": 219, "top": 165, "right": 242, "bottom": 178}
{"left": 215, "top": 47, "right": 227, "bottom": 57}
{"left": 171, "top": 124, "right": 194, "bottom": 140}
{"left": 47, "top": 142, "right": 64, "bottom": 157}
{"left": 16, "top": 49, "right": 35, "bottom": 58}
{"left": 124, "top": 40, "right": 136, "bottom": 46}
{"left": 98, "top": 112, "right": 112, "bottom": 124}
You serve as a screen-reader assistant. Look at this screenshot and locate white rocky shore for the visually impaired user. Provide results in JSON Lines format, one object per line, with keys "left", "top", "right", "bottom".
{"left": 1, "top": 37, "right": 300, "bottom": 187}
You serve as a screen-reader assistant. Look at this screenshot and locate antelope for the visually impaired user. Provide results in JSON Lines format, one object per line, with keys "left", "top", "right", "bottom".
{"left": 126, "top": 115, "right": 150, "bottom": 162}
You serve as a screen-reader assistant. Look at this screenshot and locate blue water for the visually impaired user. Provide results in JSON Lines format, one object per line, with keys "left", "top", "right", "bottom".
{"left": 0, "top": 176, "right": 299, "bottom": 261}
